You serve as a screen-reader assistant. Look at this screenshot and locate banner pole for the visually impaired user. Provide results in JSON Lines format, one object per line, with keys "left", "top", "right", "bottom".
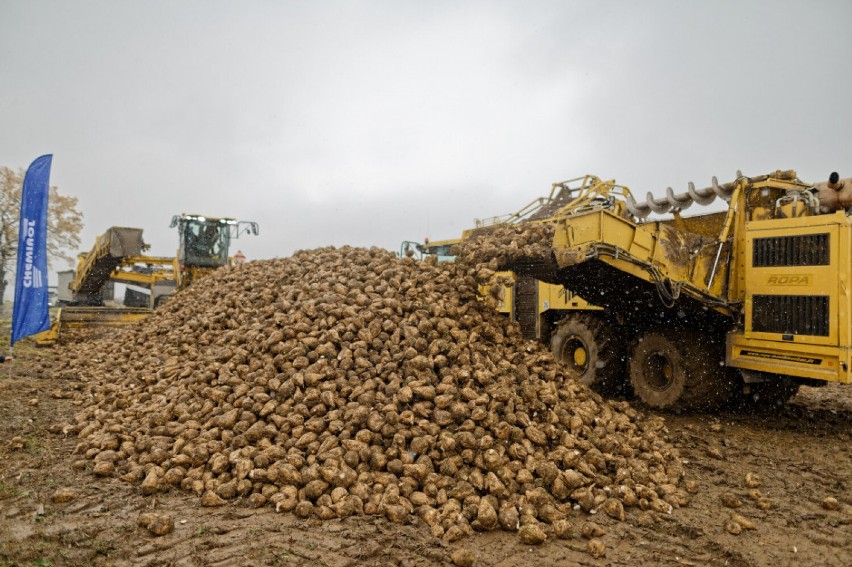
{"left": 11, "top": 154, "right": 53, "bottom": 349}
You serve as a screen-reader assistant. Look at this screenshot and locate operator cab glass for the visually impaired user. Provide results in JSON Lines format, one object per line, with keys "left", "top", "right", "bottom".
{"left": 177, "top": 217, "right": 232, "bottom": 267}
{"left": 399, "top": 239, "right": 458, "bottom": 262}
{"left": 421, "top": 244, "right": 456, "bottom": 261}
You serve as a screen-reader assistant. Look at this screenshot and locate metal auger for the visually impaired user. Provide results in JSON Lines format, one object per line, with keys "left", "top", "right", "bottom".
{"left": 626, "top": 171, "right": 742, "bottom": 218}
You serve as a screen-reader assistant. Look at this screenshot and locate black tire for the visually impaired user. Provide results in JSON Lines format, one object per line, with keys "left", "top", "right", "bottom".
{"left": 629, "top": 329, "right": 735, "bottom": 411}
{"left": 550, "top": 313, "right": 628, "bottom": 395}
{"left": 732, "top": 373, "right": 800, "bottom": 410}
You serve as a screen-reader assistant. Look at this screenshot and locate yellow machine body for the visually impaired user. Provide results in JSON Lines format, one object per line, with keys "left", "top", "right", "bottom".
{"left": 728, "top": 213, "right": 852, "bottom": 383}
{"left": 535, "top": 171, "right": 851, "bottom": 386}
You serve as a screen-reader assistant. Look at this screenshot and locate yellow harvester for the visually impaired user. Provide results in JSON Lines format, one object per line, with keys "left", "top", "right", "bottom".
{"left": 492, "top": 170, "right": 852, "bottom": 410}
{"left": 417, "top": 171, "right": 852, "bottom": 410}
{"left": 37, "top": 214, "right": 258, "bottom": 344}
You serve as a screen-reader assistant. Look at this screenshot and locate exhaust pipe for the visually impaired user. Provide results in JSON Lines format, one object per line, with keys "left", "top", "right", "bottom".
{"left": 815, "top": 171, "right": 852, "bottom": 213}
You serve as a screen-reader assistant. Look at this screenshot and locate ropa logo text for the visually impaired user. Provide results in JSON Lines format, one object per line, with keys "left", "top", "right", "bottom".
{"left": 767, "top": 275, "right": 810, "bottom": 286}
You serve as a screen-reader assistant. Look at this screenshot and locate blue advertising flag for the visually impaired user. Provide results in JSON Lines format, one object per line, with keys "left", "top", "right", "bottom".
{"left": 11, "top": 154, "right": 53, "bottom": 345}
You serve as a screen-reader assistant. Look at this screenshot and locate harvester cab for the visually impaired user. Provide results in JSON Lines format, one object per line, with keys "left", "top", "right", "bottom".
{"left": 399, "top": 239, "right": 458, "bottom": 261}
{"left": 170, "top": 214, "right": 259, "bottom": 287}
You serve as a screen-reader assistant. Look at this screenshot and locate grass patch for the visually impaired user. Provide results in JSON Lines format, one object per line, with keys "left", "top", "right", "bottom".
{"left": 0, "top": 482, "right": 17, "bottom": 499}
{"left": 93, "top": 540, "right": 114, "bottom": 557}
{"left": 268, "top": 550, "right": 291, "bottom": 566}
{"left": 25, "top": 437, "right": 43, "bottom": 455}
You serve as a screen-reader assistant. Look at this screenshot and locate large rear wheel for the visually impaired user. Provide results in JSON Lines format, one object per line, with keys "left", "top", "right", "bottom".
{"left": 550, "top": 313, "right": 628, "bottom": 395}
{"left": 629, "top": 329, "right": 735, "bottom": 411}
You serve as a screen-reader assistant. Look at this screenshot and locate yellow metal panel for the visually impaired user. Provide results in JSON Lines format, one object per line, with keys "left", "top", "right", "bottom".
{"left": 499, "top": 283, "right": 513, "bottom": 315}
{"left": 562, "top": 212, "right": 603, "bottom": 247}
{"left": 728, "top": 333, "right": 849, "bottom": 384}
{"left": 558, "top": 211, "right": 638, "bottom": 260}
{"left": 734, "top": 210, "right": 852, "bottom": 385}
{"left": 110, "top": 271, "right": 174, "bottom": 286}
{"left": 839, "top": 223, "right": 852, "bottom": 352}
{"left": 631, "top": 226, "right": 654, "bottom": 257}
{"left": 747, "top": 210, "right": 848, "bottom": 231}
{"left": 537, "top": 281, "right": 563, "bottom": 311}
{"left": 745, "top": 222, "right": 839, "bottom": 347}
{"left": 537, "top": 282, "right": 600, "bottom": 312}
{"left": 494, "top": 270, "right": 513, "bottom": 314}
{"left": 603, "top": 212, "right": 640, "bottom": 251}
{"left": 558, "top": 210, "right": 716, "bottom": 292}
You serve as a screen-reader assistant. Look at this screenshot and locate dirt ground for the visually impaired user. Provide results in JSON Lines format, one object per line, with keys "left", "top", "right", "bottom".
{"left": 0, "top": 342, "right": 849, "bottom": 567}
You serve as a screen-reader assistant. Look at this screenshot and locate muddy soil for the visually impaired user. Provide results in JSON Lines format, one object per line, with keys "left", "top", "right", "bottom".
{"left": 1, "top": 345, "right": 849, "bottom": 567}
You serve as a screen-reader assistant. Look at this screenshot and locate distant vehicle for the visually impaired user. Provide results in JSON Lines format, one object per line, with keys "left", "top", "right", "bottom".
{"left": 35, "top": 215, "right": 258, "bottom": 345}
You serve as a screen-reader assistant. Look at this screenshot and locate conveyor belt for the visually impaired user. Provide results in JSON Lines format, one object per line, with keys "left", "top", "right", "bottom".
{"left": 72, "top": 227, "right": 145, "bottom": 296}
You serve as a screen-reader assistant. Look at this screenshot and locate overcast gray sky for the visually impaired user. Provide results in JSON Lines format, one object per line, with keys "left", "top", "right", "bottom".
{"left": 1, "top": 0, "right": 850, "bottom": 275}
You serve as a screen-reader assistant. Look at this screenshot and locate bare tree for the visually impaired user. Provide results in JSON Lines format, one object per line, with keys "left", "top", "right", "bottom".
{"left": 0, "top": 166, "right": 83, "bottom": 303}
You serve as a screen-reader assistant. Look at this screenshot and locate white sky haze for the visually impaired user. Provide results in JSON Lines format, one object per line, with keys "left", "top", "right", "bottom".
{"left": 1, "top": 1, "right": 850, "bottom": 273}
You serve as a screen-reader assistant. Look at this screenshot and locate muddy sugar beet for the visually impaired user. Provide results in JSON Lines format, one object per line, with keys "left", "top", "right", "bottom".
{"left": 59, "top": 246, "right": 688, "bottom": 542}
{"left": 452, "top": 223, "right": 557, "bottom": 270}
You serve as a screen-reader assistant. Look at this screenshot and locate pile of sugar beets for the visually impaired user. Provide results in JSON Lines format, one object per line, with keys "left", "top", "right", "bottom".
{"left": 58, "top": 245, "right": 691, "bottom": 544}
{"left": 452, "top": 222, "right": 557, "bottom": 269}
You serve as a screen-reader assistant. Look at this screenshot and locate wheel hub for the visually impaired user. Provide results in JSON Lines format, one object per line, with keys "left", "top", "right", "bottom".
{"left": 645, "top": 352, "right": 674, "bottom": 391}
{"left": 561, "top": 336, "right": 590, "bottom": 376}
{"left": 573, "top": 346, "right": 587, "bottom": 367}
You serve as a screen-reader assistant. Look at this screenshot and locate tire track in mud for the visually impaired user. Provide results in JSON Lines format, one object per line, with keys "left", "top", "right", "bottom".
{"left": 125, "top": 511, "right": 452, "bottom": 567}
{"left": 660, "top": 385, "right": 851, "bottom": 567}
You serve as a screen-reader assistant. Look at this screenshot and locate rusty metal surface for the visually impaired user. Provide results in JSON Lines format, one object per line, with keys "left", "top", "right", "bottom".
{"left": 656, "top": 223, "right": 717, "bottom": 278}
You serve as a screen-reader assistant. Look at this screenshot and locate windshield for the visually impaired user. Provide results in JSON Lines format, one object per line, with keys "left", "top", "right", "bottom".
{"left": 179, "top": 219, "right": 231, "bottom": 267}
{"left": 421, "top": 243, "right": 455, "bottom": 261}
